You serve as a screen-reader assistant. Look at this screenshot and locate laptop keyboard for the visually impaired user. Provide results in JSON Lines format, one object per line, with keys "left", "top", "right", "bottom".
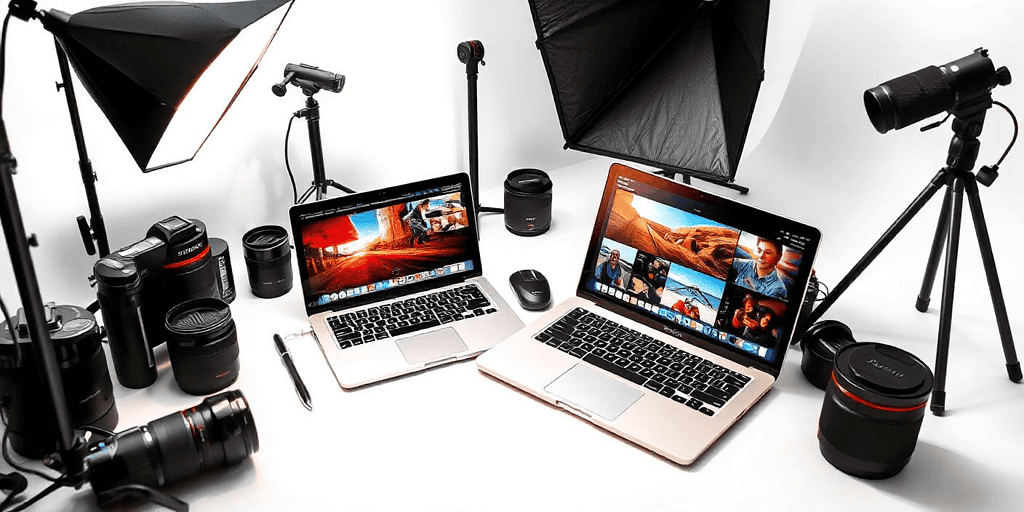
{"left": 535, "top": 307, "right": 752, "bottom": 416}
{"left": 327, "top": 284, "right": 496, "bottom": 349}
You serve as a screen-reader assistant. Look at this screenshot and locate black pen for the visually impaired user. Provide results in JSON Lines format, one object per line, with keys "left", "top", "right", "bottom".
{"left": 274, "top": 334, "right": 312, "bottom": 411}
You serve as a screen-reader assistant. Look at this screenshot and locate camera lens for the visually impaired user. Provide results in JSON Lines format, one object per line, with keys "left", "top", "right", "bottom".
{"left": 164, "top": 298, "right": 240, "bottom": 396}
{"left": 242, "top": 225, "right": 293, "bottom": 298}
{"left": 504, "top": 168, "right": 552, "bottom": 236}
{"left": 818, "top": 342, "right": 932, "bottom": 479}
{"left": 86, "top": 390, "right": 258, "bottom": 500}
{"left": 0, "top": 305, "right": 118, "bottom": 458}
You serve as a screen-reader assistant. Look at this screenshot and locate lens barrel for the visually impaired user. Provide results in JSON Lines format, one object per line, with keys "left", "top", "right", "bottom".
{"left": 818, "top": 342, "right": 933, "bottom": 479}
{"left": 165, "top": 298, "right": 240, "bottom": 396}
{"left": 242, "top": 225, "right": 293, "bottom": 298}
{"left": 0, "top": 305, "right": 118, "bottom": 458}
{"left": 503, "top": 168, "right": 553, "bottom": 236}
{"left": 87, "top": 390, "right": 258, "bottom": 499}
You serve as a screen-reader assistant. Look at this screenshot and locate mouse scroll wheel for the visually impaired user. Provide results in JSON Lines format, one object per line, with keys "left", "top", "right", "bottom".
{"left": 528, "top": 270, "right": 538, "bottom": 281}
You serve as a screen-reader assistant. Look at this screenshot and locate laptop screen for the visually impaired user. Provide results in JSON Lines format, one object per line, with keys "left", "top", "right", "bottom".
{"left": 578, "top": 164, "right": 820, "bottom": 373}
{"left": 289, "top": 173, "right": 481, "bottom": 315}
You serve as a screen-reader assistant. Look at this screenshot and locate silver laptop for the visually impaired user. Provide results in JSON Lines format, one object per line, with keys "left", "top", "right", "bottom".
{"left": 477, "top": 163, "right": 821, "bottom": 465}
{"left": 289, "top": 173, "right": 523, "bottom": 388}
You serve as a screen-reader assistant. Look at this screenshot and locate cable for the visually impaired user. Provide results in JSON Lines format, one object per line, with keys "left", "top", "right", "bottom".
{"left": 0, "top": 12, "right": 11, "bottom": 117}
{"left": 8, "top": 480, "right": 64, "bottom": 512}
{"left": 0, "top": 298, "right": 21, "bottom": 370}
{"left": 991, "top": 101, "right": 1018, "bottom": 167}
{"left": 2, "top": 431, "right": 60, "bottom": 484}
{"left": 283, "top": 113, "right": 299, "bottom": 204}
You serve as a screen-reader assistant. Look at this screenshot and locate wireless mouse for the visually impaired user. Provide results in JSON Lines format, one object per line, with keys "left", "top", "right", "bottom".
{"left": 509, "top": 269, "right": 551, "bottom": 311}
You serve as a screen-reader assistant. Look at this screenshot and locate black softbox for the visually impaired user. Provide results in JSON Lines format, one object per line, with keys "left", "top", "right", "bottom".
{"left": 528, "top": 0, "right": 769, "bottom": 187}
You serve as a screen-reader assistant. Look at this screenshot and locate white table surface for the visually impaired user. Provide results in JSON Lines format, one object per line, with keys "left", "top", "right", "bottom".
{"left": 9, "top": 154, "right": 1024, "bottom": 511}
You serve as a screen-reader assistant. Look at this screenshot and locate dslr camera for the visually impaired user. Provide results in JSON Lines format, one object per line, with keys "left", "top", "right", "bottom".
{"left": 93, "top": 216, "right": 218, "bottom": 389}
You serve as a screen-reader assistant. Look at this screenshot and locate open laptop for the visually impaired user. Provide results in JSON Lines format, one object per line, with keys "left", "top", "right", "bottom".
{"left": 477, "top": 163, "right": 820, "bottom": 465}
{"left": 289, "top": 173, "right": 523, "bottom": 388}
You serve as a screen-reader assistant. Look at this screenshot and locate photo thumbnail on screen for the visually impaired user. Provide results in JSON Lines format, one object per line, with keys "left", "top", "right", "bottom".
{"left": 728, "top": 231, "right": 805, "bottom": 301}
{"left": 628, "top": 251, "right": 670, "bottom": 305}
{"left": 662, "top": 263, "right": 727, "bottom": 323}
{"left": 604, "top": 190, "right": 739, "bottom": 280}
{"left": 593, "top": 238, "right": 637, "bottom": 290}
{"left": 715, "top": 285, "right": 789, "bottom": 351}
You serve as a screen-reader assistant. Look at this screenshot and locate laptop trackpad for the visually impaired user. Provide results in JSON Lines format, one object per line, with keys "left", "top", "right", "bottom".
{"left": 544, "top": 364, "right": 644, "bottom": 421}
{"left": 395, "top": 328, "right": 468, "bottom": 365}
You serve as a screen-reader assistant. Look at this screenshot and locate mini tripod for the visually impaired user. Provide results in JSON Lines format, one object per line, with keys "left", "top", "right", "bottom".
{"left": 799, "top": 100, "right": 1022, "bottom": 415}
{"left": 273, "top": 63, "right": 354, "bottom": 202}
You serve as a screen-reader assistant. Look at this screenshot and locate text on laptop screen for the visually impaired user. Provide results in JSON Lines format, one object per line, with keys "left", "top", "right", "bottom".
{"left": 581, "top": 171, "right": 818, "bottom": 365}
{"left": 294, "top": 181, "right": 475, "bottom": 310}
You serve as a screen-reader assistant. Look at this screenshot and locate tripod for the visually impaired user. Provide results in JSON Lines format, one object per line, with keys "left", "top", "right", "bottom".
{"left": 295, "top": 94, "right": 354, "bottom": 203}
{"left": 799, "top": 106, "right": 1022, "bottom": 415}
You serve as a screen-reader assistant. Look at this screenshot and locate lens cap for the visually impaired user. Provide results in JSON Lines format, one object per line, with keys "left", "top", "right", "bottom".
{"left": 504, "top": 169, "right": 552, "bottom": 195}
{"left": 834, "top": 343, "right": 933, "bottom": 407}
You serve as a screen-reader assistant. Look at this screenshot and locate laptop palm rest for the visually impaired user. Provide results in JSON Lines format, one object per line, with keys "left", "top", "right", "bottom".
{"left": 545, "top": 364, "right": 644, "bottom": 421}
{"left": 396, "top": 328, "right": 468, "bottom": 365}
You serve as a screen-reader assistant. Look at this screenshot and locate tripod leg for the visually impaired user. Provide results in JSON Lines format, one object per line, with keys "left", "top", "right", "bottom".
{"left": 932, "top": 179, "right": 966, "bottom": 415}
{"left": 327, "top": 181, "right": 355, "bottom": 194}
{"left": 962, "top": 176, "right": 1023, "bottom": 383}
{"left": 797, "top": 170, "right": 952, "bottom": 332}
{"left": 916, "top": 186, "right": 953, "bottom": 312}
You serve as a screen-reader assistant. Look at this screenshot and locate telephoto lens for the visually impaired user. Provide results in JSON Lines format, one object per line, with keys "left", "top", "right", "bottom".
{"left": 0, "top": 304, "right": 118, "bottom": 458}
{"left": 242, "top": 225, "right": 293, "bottom": 298}
{"left": 164, "top": 298, "right": 240, "bottom": 396}
{"left": 503, "top": 168, "right": 553, "bottom": 236}
{"left": 85, "top": 390, "right": 258, "bottom": 506}
{"left": 818, "top": 342, "right": 933, "bottom": 479}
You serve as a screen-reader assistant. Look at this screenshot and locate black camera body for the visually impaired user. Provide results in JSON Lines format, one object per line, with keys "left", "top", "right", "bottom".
{"left": 864, "top": 48, "right": 1011, "bottom": 134}
{"left": 0, "top": 303, "right": 118, "bottom": 459}
{"left": 94, "top": 216, "right": 218, "bottom": 389}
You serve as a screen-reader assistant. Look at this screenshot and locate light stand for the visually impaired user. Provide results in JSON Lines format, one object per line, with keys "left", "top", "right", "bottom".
{"left": 457, "top": 40, "right": 503, "bottom": 226}
{"left": 0, "top": 121, "right": 90, "bottom": 488}
{"left": 798, "top": 101, "right": 1022, "bottom": 415}
{"left": 52, "top": 42, "right": 111, "bottom": 257}
{"left": 273, "top": 64, "right": 354, "bottom": 202}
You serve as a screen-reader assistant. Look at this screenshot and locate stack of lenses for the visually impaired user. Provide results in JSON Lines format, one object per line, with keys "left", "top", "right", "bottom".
{"left": 164, "top": 298, "right": 240, "bottom": 396}
{"left": 242, "top": 225, "right": 293, "bottom": 298}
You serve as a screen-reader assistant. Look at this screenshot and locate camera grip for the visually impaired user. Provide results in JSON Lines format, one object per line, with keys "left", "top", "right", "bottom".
{"left": 95, "top": 260, "right": 157, "bottom": 389}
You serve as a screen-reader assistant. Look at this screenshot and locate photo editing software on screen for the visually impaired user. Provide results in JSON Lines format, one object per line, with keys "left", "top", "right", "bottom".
{"left": 585, "top": 175, "right": 815, "bottom": 364}
{"left": 296, "top": 182, "right": 474, "bottom": 309}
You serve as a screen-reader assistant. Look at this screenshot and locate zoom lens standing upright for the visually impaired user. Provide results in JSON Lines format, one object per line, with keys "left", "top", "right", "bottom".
{"left": 242, "top": 225, "right": 293, "bottom": 298}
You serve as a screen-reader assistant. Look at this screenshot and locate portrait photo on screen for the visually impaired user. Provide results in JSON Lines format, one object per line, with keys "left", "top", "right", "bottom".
{"left": 729, "top": 231, "right": 804, "bottom": 300}
{"left": 593, "top": 237, "right": 637, "bottom": 290}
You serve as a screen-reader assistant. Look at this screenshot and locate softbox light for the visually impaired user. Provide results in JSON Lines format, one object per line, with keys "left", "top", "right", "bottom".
{"left": 528, "top": 0, "right": 769, "bottom": 190}
{"left": 40, "top": 0, "right": 294, "bottom": 171}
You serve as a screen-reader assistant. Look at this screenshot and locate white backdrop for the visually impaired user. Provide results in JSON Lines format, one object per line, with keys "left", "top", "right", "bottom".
{"left": 0, "top": 0, "right": 814, "bottom": 308}
{"left": 3, "top": 1, "right": 1024, "bottom": 510}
